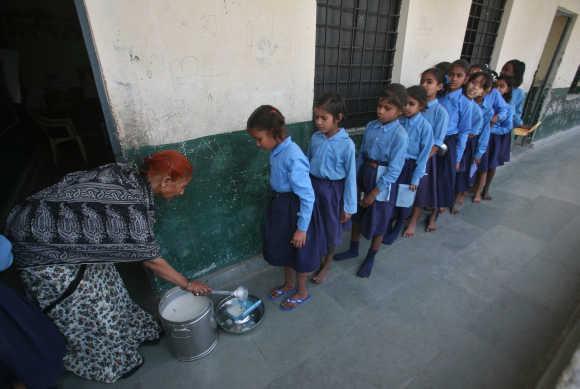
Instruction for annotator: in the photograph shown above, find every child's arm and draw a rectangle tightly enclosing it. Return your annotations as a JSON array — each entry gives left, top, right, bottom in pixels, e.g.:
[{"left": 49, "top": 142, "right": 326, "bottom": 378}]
[
  {"left": 513, "top": 89, "right": 526, "bottom": 127},
  {"left": 411, "top": 121, "right": 434, "bottom": 188},
  {"left": 494, "top": 89, "right": 510, "bottom": 123},
  {"left": 343, "top": 140, "right": 358, "bottom": 218},
  {"left": 475, "top": 108, "right": 493, "bottom": 160},
  {"left": 289, "top": 156, "right": 315, "bottom": 236},
  {"left": 455, "top": 97, "right": 474, "bottom": 166},
  {"left": 433, "top": 107, "right": 449, "bottom": 150}
]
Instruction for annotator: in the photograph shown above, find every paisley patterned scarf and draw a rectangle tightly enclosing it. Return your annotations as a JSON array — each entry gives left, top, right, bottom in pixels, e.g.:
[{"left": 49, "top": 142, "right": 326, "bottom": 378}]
[{"left": 4, "top": 163, "right": 160, "bottom": 268}]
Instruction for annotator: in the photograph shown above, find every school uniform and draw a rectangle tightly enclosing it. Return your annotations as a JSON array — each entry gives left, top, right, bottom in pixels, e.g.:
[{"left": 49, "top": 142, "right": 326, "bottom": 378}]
[
  {"left": 383, "top": 113, "right": 434, "bottom": 244},
  {"left": 353, "top": 119, "right": 408, "bottom": 240},
  {"left": 438, "top": 89, "right": 472, "bottom": 208},
  {"left": 419, "top": 99, "right": 449, "bottom": 208},
  {"left": 455, "top": 99, "right": 483, "bottom": 193},
  {"left": 486, "top": 108, "right": 513, "bottom": 170},
  {"left": 510, "top": 87, "right": 526, "bottom": 128},
  {"left": 263, "top": 137, "right": 326, "bottom": 273},
  {"left": 308, "top": 128, "right": 357, "bottom": 248},
  {"left": 484, "top": 89, "right": 512, "bottom": 166},
  {"left": 475, "top": 99, "right": 494, "bottom": 172}
]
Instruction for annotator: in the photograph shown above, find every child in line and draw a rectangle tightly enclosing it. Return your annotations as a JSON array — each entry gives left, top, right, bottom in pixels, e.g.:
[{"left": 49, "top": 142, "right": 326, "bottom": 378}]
[
  {"left": 383, "top": 86, "right": 433, "bottom": 242},
  {"left": 246, "top": 105, "right": 326, "bottom": 311},
  {"left": 500, "top": 59, "right": 527, "bottom": 131},
  {"left": 335, "top": 84, "right": 409, "bottom": 278},
  {"left": 473, "top": 73, "right": 496, "bottom": 203},
  {"left": 437, "top": 60, "right": 472, "bottom": 214},
  {"left": 476, "top": 77, "right": 514, "bottom": 200},
  {"left": 454, "top": 72, "right": 494, "bottom": 209},
  {"left": 404, "top": 68, "right": 449, "bottom": 235},
  {"left": 308, "top": 93, "right": 357, "bottom": 284}
]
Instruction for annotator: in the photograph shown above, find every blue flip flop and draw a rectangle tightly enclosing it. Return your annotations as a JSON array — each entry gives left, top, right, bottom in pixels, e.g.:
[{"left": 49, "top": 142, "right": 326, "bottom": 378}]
[
  {"left": 280, "top": 295, "right": 311, "bottom": 311},
  {"left": 268, "top": 287, "right": 296, "bottom": 301}
]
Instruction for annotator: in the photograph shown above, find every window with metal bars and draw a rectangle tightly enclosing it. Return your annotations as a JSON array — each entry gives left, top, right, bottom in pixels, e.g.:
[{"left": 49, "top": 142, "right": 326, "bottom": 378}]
[
  {"left": 461, "top": 0, "right": 506, "bottom": 66},
  {"left": 314, "top": 0, "right": 402, "bottom": 128}
]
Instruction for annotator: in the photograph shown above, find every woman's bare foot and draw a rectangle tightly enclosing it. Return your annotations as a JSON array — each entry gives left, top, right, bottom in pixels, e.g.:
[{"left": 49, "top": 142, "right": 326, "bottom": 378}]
[{"left": 403, "top": 224, "right": 416, "bottom": 238}]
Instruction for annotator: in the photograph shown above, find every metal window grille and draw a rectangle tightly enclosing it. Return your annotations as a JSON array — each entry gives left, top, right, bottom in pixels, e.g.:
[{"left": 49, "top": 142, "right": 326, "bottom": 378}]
[
  {"left": 315, "top": 0, "right": 402, "bottom": 128},
  {"left": 461, "top": 0, "right": 506, "bottom": 66}
]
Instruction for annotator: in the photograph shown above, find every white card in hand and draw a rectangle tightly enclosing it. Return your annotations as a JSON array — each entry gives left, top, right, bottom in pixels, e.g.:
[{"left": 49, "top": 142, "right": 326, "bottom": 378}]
[{"left": 396, "top": 184, "right": 416, "bottom": 208}]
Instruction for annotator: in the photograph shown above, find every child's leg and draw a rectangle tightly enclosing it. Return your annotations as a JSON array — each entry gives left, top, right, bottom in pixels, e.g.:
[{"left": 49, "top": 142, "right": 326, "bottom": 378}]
[
  {"left": 280, "top": 272, "right": 310, "bottom": 309},
  {"left": 473, "top": 171, "right": 487, "bottom": 203},
  {"left": 335, "top": 222, "right": 361, "bottom": 260},
  {"left": 452, "top": 192, "right": 465, "bottom": 214},
  {"left": 403, "top": 206, "right": 422, "bottom": 237},
  {"left": 312, "top": 246, "right": 335, "bottom": 284},
  {"left": 426, "top": 209, "right": 438, "bottom": 232},
  {"left": 356, "top": 235, "right": 382, "bottom": 278},
  {"left": 270, "top": 267, "right": 296, "bottom": 298},
  {"left": 482, "top": 169, "right": 496, "bottom": 200}
]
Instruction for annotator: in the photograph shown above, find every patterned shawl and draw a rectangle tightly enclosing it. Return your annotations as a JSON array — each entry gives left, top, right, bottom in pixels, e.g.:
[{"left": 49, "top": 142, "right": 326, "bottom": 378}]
[{"left": 4, "top": 163, "right": 160, "bottom": 268}]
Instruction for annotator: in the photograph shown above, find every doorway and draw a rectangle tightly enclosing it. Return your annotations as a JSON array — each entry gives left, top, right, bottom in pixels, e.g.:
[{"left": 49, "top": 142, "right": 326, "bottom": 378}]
[
  {"left": 0, "top": 0, "right": 116, "bottom": 224},
  {"left": 524, "top": 9, "right": 575, "bottom": 127}
]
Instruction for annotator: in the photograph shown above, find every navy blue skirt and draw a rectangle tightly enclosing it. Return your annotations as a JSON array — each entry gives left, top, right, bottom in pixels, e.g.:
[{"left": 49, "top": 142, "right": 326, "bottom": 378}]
[
  {"left": 0, "top": 283, "right": 65, "bottom": 389},
  {"left": 262, "top": 192, "right": 326, "bottom": 273},
  {"left": 415, "top": 155, "right": 437, "bottom": 208},
  {"left": 486, "top": 133, "right": 503, "bottom": 170},
  {"left": 435, "top": 134, "right": 458, "bottom": 208},
  {"left": 311, "top": 175, "right": 345, "bottom": 249},
  {"left": 501, "top": 132, "right": 511, "bottom": 163},
  {"left": 352, "top": 163, "right": 395, "bottom": 240},
  {"left": 383, "top": 159, "right": 416, "bottom": 244},
  {"left": 455, "top": 136, "right": 477, "bottom": 193}
]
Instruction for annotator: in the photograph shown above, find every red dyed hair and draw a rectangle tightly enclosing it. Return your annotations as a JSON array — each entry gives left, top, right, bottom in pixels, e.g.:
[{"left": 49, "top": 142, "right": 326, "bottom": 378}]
[{"left": 143, "top": 150, "right": 193, "bottom": 181}]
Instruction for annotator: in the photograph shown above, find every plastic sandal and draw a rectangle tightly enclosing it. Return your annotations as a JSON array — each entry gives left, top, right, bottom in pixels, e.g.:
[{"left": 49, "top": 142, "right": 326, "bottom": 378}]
[
  {"left": 268, "top": 287, "right": 296, "bottom": 301},
  {"left": 280, "top": 295, "right": 312, "bottom": 311}
]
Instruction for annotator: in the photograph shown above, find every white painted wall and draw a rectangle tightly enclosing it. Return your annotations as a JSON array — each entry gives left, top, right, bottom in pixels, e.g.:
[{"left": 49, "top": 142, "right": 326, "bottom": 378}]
[
  {"left": 494, "top": 0, "right": 580, "bottom": 90},
  {"left": 393, "top": 0, "right": 471, "bottom": 86},
  {"left": 82, "top": 0, "right": 316, "bottom": 148}
]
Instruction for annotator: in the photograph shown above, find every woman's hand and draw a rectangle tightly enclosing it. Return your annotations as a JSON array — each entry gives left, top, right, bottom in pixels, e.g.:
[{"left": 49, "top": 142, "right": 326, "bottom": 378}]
[
  {"left": 340, "top": 211, "right": 352, "bottom": 223},
  {"left": 291, "top": 230, "right": 307, "bottom": 248},
  {"left": 185, "top": 280, "right": 212, "bottom": 296}
]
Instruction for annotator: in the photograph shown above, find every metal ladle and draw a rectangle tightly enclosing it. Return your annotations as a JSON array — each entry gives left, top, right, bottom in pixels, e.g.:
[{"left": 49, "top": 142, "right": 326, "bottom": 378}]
[{"left": 211, "top": 286, "right": 249, "bottom": 301}]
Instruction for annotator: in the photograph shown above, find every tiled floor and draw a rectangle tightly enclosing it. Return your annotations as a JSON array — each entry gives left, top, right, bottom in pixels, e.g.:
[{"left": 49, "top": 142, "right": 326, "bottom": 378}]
[{"left": 61, "top": 127, "right": 580, "bottom": 389}]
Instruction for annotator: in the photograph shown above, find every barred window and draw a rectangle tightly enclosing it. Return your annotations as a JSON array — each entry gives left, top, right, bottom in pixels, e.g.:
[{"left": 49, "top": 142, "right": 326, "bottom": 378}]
[
  {"left": 461, "top": 0, "right": 506, "bottom": 66},
  {"left": 315, "top": 0, "right": 402, "bottom": 128}
]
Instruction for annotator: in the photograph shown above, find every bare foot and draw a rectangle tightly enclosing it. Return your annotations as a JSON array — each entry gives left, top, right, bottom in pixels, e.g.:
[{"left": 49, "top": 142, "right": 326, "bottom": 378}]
[
  {"left": 311, "top": 267, "right": 330, "bottom": 284},
  {"left": 438, "top": 207, "right": 447, "bottom": 214},
  {"left": 451, "top": 203, "right": 462, "bottom": 214},
  {"left": 473, "top": 194, "right": 482, "bottom": 203},
  {"left": 482, "top": 194, "right": 492, "bottom": 201},
  {"left": 403, "top": 224, "right": 416, "bottom": 238},
  {"left": 425, "top": 223, "right": 437, "bottom": 232}
]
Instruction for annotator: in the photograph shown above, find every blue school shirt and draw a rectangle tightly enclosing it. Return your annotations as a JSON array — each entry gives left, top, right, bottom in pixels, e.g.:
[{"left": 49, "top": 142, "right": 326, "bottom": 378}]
[
  {"left": 422, "top": 99, "right": 449, "bottom": 149},
  {"left": 439, "top": 89, "right": 472, "bottom": 138},
  {"left": 270, "top": 137, "right": 314, "bottom": 232},
  {"left": 0, "top": 235, "right": 13, "bottom": 271},
  {"left": 357, "top": 119, "right": 409, "bottom": 200},
  {"left": 456, "top": 99, "right": 482, "bottom": 163},
  {"left": 484, "top": 88, "right": 510, "bottom": 124},
  {"left": 491, "top": 104, "right": 514, "bottom": 135},
  {"left": 510, "top": 87, "right": 526, "bottom": 127},
  {"left": 475, "top": 100, "right": 494, "bottom": 158},
  {"left": 308, "top": 128, "right": 357, "bottom": 215},
  {"left": 399, "top": 113, "right": 434, "bottom": 186}
]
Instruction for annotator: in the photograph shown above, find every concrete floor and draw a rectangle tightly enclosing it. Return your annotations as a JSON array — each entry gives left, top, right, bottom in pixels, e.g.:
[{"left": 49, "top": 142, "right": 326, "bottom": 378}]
[{"left": 61, "top": 127, "right": 580, "bottom": 389}]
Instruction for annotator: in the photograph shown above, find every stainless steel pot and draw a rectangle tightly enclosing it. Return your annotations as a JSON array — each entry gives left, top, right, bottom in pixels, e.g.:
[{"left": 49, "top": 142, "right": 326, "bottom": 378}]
[{"left": 158, "top": 287, "right": 218, "bottom": 361}]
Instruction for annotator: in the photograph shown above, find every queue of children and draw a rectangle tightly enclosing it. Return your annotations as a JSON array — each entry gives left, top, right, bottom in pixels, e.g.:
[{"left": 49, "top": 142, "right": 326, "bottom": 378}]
[{"left": 247, "top": 59, "right": 528, "bottom": 311}]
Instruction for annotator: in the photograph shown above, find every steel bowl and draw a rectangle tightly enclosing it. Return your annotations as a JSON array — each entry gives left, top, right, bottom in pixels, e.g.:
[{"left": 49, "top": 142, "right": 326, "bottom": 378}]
[{"left": 215, "top": 294, "right": 265, "bottom": 334}]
